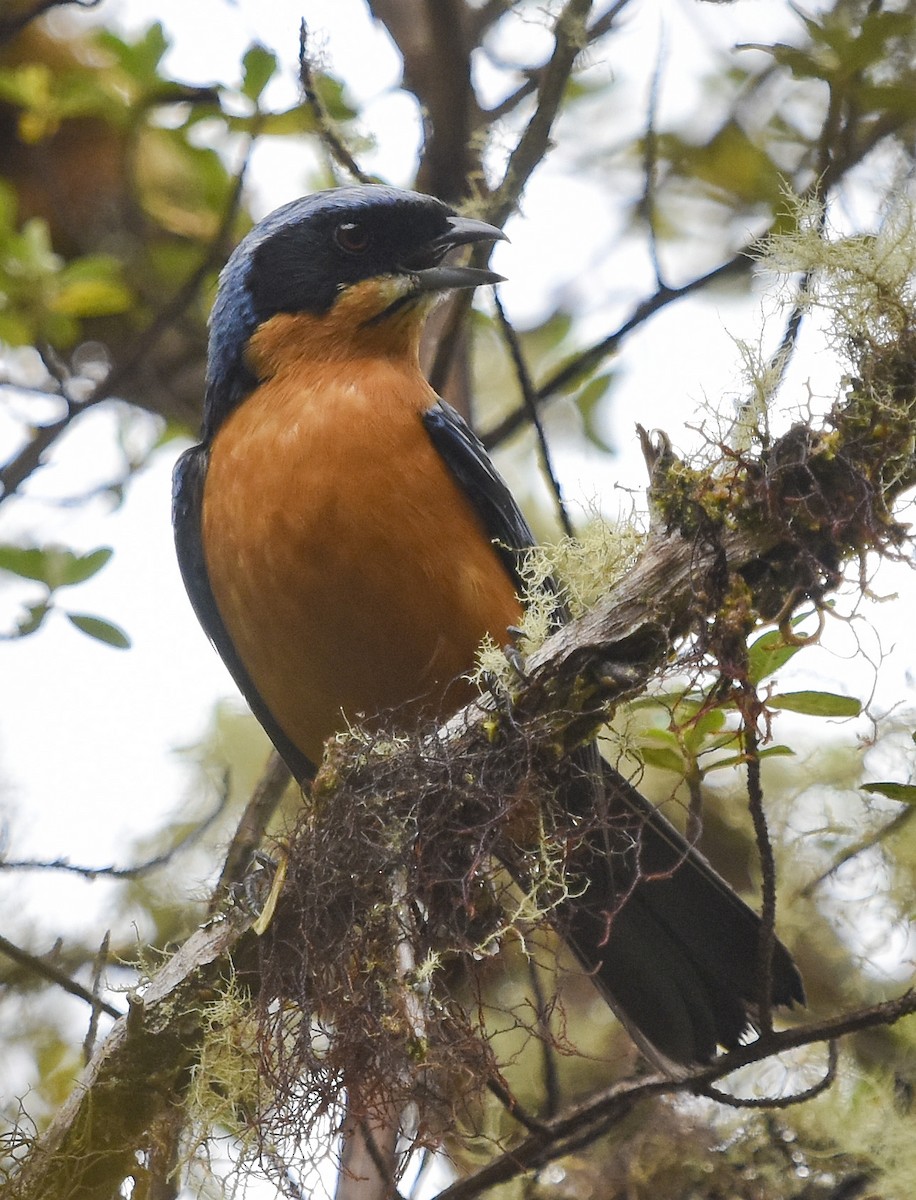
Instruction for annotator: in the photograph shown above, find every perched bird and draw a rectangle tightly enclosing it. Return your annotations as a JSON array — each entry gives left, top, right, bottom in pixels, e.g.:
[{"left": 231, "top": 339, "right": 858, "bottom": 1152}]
[{"left": 173, "top": 184, "right": 802, "bottom": 1069}]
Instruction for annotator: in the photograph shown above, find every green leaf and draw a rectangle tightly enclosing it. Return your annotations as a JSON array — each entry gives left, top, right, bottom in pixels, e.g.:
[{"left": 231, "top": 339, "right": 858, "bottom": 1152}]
[
  {"left": 15, "top": 601, "right": 51, "bottom": 637},
  {"left": 747, "top": 627, "right": 805, "bottom": 684},
  {"left": 98, "top": 22, "right": 169, "bottom": 86},
  {"left": 241, "top": 44, "right": 278, "bottom": 103},
  {"left": 861, "top": 782, "right": 916, "bottom": 805},
  {"left": 0, "top": 545, "right": 54, "bottom": 583},
  {"left": 0, "top": 545, "right": 113, "bottom": 588},
  {"left": 682, "top": 706, "right": 727, "bottom": 753},
  {"left": 575, "top": 373, "right": 615, "bottom": 454},
  {"left": 65, "top": 612, "right": 131, "bottom": 649},
  {"left": 768, "top": 691, "right": 861, "bottom": 717},
  {"left": 705, "top": 745, "right": 795, "bottom": 772},
  {"left": 640, "top": 745, "right": 685, "bottom": 774},
  {"left": 59, "top": 547, "right": 114, "bottom": 586}
]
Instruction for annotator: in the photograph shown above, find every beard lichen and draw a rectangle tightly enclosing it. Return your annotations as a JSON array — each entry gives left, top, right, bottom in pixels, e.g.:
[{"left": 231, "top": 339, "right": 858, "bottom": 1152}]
[{"left": 241, "top": 720, "right": 596, "bottom": 1156}]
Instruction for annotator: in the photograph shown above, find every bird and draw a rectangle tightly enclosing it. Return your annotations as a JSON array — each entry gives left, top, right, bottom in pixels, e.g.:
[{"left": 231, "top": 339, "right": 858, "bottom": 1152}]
[{"left": 172, "top": 183, "right": 803, "bottom": 1070}]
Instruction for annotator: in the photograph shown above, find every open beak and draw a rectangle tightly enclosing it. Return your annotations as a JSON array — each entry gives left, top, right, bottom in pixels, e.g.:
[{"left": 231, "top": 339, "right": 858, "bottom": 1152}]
[{"left": 407, "top": 214, "right": 507, "bottom": 292}]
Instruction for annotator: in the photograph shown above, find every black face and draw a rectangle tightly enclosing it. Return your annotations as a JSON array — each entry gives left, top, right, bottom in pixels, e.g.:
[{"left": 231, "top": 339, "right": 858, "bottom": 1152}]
[
  {"left": 246, "top": 186, "right": 455, "bottom": 321},
  {"left": 203, "top": 185, "right": 502, "bottom": 441}
]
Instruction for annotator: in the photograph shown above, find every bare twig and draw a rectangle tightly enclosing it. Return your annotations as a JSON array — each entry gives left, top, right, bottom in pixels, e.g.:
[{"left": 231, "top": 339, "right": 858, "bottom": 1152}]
[
  {"left": 82, "top": 931, "right": 111, "bottom": 1062},
  {"left": 210, "top": 750, "right": 292, "bottom": 913},
  {"left": 482, "top": 251, "right": 748, "bottom": 450},
  {"left": 493, "top": 292, "right": 573, "bottom": 537},
  {"left": 484, "top": 0, "right": 634, "bottom": 123},
  {"left": 489, "top": 0, "right": 595, "bottom": 228},
  {"left": 798, "top": 804, "right": 916, "bottom": 899},
  {"left": 526, "top": 958, "right": 562, "bottom": 1119},
  {"left": 485, "top": 1078, "right": 550, "bottom": 1136},
  {"left": 0, "top": 933, "right": 121, "bottom": 1020},
  {"left": 699, "top": 1039, "right": 839, "bottom": 1109},
  {"left": 1, "top": 789, "right": 231, "bottom": 881}
]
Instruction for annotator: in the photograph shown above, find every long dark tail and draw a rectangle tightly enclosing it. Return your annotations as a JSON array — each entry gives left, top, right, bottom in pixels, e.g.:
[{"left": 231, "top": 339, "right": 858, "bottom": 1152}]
[{"left": 556, "top": 759, "right": 804, "bottom": 1069}]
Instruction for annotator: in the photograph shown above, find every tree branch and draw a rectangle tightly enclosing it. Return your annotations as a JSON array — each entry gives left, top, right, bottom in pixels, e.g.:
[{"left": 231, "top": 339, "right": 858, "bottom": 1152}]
[{"left": 13, "top": 909, "right": 253, "bottom": 1200}]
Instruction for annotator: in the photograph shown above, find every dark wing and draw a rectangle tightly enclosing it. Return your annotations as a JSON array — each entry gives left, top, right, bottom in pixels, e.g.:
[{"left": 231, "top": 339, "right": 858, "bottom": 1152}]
[
  {"left": 172, "top": 445, "right": 317, "bottom": 784},
  {"left": 422, "top": 400, "right": 536, "bottom": 591}
]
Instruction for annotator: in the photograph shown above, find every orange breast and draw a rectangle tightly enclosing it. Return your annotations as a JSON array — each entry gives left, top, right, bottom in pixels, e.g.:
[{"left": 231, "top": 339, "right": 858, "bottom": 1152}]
[{"left": 202, "top": 330, "right": 522, "bottom": 767}]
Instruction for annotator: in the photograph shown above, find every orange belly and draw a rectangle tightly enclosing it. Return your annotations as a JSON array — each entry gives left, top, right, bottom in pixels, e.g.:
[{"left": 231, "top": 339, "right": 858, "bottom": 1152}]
[{"left": 202, "top": 356, "right": 522, "bottom": 766}]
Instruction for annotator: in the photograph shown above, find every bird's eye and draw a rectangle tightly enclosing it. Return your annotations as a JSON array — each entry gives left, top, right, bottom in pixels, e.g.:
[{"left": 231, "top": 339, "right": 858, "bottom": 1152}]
[{"left": 334, "top": 222, "right": 371, "bottom": 254}]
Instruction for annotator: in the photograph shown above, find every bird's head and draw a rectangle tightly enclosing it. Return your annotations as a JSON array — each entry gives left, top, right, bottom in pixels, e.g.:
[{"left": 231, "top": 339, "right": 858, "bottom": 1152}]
[{"left": 203, "top": 185, "right": 506, "bottom": 439}]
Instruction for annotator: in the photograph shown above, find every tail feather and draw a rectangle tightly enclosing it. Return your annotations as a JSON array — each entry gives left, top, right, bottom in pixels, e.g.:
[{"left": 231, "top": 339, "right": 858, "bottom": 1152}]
[{"left": 556, "top": 760, "right": 804, "bottom": 1068}]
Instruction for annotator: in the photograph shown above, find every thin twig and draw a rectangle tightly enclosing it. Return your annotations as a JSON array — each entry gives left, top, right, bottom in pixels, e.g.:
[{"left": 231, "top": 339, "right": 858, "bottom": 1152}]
[
  {"left": 486, "top": 1078, "right": 550, "bottom": 1136},
  {"left": 210, "top": 750, "right": 292, "bottom": 913},
  {"left": 489, "top": 0, "right": 594, "bottom": 229},
  {"left": 698, "top": 1039, "right": 839, "bottom": 1109},
  {"left": 482, "top": 251, "right": 748, "bottom": 450},
  {"left": 433, "top": 994, "right": 916, "bottom": 1200},
  {"left": 81, "top": 931, "right": 111, "bottom": 1062},
  {"left": 1, "top": 790, "right": 231, "bottom": 881},
  {"left": 525, "top": 959, "right": 562, "bottom": 1119},
  {"left": 740, "top": 697, "right": 777, "bottom": 1036},
  {"left": 483, "top": 0, "right": 634, "bottom": 123},
  {"left": 0, "top": 933, "right": 122, "bottom": 1019},
  {"left": 493, "top": 293, "right": 573, "bottom": 537},
  {"left": 798, "top": 804, "right": 916, "bottom": 899}
]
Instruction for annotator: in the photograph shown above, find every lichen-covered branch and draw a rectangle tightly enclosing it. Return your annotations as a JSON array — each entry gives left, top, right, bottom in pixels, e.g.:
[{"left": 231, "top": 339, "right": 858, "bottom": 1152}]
[{"left": 12, "top": 910, "right": 253, "bottom": 1200}]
